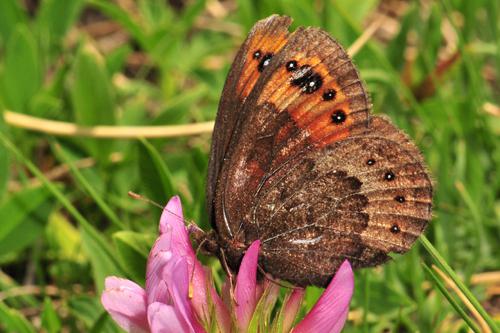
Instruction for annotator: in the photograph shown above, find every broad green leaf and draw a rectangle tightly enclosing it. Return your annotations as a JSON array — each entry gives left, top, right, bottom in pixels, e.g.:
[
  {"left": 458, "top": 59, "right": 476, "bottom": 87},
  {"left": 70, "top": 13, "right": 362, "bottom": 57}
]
[
  {"left": 70, "top": 41, "right": 116, "bottom": 162},
  {"left": 81, "top": 227, "right": 123, "bottom": 293},
  {"left": 0, "top": 211, "right": 46, "bottom": 255},
  {"left": 113, "top": 230, "right": 154, "bottom": 283},
  {"left": 69, "top": 296, "right": 121, "bottom": 333},
  {"left": 0, "top": 302, "right": 35, "bottom": 333},
  {"left": 46, "top": 211, "right": 84, "bottom": 262},
  {"left": 1, "top": 24, "right": 41, "bottom": 113},
  {"left": 68, "top": 296, "right": 102, "bottom": 328},
  {"left": 138, "top": 138, "right": 176, "bottom": 206},
  {"left": 36, "top": 0, "right": 84, "bottom": 43},
  {"left": 71, "top": 43, "right": 116, "bottom": 128},
  {"left": 0, "top": 187, "right": 50, "bottom": 255},
  {"left": 0, "top": 0, "right": 26, "bottom": 45},
  {"left": 90, "top": 311, "right": 122, "bottom": 333},
  {"left": 41, "top": 297, "right": 62, "bottom": 333}
]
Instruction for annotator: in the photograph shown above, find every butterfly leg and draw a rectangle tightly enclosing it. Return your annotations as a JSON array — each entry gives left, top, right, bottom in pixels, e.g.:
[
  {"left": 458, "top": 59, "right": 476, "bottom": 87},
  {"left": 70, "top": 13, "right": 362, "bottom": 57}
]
[
  {"left": 257, "top": 264, "right": 300, "bottom": 290},
  {"left": 219, "top": 248, "right": 239, "bottom": 306},
  {"left": 186, "top": 238, "right": 209, "bottom": 299}
]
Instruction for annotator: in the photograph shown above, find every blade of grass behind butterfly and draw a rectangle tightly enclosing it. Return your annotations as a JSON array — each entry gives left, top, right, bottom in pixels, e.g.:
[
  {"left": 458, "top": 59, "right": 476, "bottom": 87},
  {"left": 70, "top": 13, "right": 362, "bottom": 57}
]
[
  {"left": 41, "top": 297, "right": 62, "bottom": 333},
  {"left": 440, "top": 0, "right": 484, "bottom": 108},
  {"left": 50, "top": 140, "right": 125, "bottom": 229},
  {"left": 331, "top": 2, "right": 426, "bottom": 118},
  {"left": 0, "top": 273, "right": 38, "bottom": 310},
  {"left": 138, "top": 138, "right": 177, "bottom": 207},
  {"left": 423, "top": 263, "right": 480, "bottom": 333},
  {"left": 0, "top": 302, "right": 35, "bottom": 333},
  {"left": 0, "top": 0, "right": 27, "bottom": 44},
  {"left": 420, "top": 235, "right": 499, "bottom": 332},
  {"left": 0, "top": 112, "right": 10, "bottom": 200},
  {"left": 0, "top": 131, "right": 125, "bottom": 292},
  {"left": 455, "top": 181, "right": 490, "bottom": 276},
  {"left": 86, "top": 0, "right": 148, "bottom": 49}
]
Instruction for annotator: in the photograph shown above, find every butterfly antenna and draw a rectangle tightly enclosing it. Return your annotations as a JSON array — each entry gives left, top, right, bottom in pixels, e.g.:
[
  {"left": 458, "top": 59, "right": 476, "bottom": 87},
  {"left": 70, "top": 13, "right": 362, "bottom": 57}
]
[
  {"left": 128, "top": 191, "right": 164, "bottom": 210},
  {"left": 128, "top": 191, "right": 194, "bottom": 227}
]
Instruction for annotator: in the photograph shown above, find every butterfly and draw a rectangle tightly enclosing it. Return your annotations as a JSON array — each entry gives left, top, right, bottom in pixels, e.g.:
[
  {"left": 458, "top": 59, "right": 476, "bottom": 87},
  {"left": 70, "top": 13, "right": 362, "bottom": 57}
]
[{"left": 201, "top": 15, "right": 432, "bottom": 287}]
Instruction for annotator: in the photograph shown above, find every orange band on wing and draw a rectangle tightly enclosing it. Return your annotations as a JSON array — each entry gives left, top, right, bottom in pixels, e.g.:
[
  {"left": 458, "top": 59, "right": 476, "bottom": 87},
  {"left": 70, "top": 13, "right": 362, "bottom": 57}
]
[{"left": 237, "top": 33, "right": 289, "bottom": 100}]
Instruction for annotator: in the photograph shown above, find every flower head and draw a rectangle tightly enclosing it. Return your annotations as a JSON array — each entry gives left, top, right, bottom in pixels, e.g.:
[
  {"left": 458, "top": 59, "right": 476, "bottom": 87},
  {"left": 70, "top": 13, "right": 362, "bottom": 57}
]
[{"left": 101, "top": 196, "right": 354, "bottom": 333}]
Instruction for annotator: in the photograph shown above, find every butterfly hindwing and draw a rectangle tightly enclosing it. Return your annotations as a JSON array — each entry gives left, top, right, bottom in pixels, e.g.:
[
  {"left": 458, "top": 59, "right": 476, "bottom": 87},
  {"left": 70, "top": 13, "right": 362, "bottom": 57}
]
[{"left": 254, "top": 117, "right": 432, "bottom": 286}]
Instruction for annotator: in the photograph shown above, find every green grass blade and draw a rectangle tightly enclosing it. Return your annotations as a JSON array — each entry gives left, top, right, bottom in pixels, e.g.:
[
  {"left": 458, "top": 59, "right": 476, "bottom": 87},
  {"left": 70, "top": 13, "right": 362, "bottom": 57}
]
[
  {"left": 70, "top": 41, "right": 116, "bottom": 162},
  {"left": 0, "top": 114, "right": 9, "bottom": 199},
  {"left": 87, "top": 0, "right": 148, "bottom": 49},
  {"left": 36, "top": 0, "right": 84, "bottom": 43},
  {"left": 138, "top": 138, "right": 176, "bottom": 205},
  {"left": 0, "top": 186, "right": 50, "bottom": 255},
  {"left": 0, "top": 131, "right": 125, "bottom": 291},
  {"left": 423, "top": 264, "right": 480, "bottom": 333},
  {"left": 0, "top": 302, "right": 35, "bottom": 333},
  {"left": 41, "top": 297, "right": 62, "bottom": 333},
  {"left": 0, "top": 0, "right": 26, "bottom": 44},
  {"left": 51, "top": 141, "right": 125, "bottom": 229},
  {"left": 420, "top": 235, "right": 499, "bottom": 332},
  {"left": 1, "top": 25, "right": 41, "bottom": 113}
]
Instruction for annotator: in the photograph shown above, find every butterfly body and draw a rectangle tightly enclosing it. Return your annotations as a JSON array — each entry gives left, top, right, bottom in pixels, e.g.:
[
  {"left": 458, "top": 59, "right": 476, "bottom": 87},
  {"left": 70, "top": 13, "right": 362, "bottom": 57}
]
[{"left": 204, "top": 15, "right": 432, "bottom": 287}]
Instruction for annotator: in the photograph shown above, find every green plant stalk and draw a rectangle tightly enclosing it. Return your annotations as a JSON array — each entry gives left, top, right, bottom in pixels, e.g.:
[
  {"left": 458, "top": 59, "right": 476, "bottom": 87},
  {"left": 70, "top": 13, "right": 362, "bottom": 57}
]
[
  {"left": 0, "top": 131, "right": 125, "bottom": 275},
  {"left": 423, "top": 264, "right": 480, "bottom": 333},
  {"left": 51, "top": 141, "right": 125, "bottom": 229},
  {"left": 420, "top": 235, "right": 499, "bottom": 332}
]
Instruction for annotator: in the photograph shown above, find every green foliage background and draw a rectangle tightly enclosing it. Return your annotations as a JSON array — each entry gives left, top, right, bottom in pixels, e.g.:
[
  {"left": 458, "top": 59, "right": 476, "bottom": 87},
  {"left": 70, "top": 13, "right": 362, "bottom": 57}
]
[{"left": 0, "top": 0, "right": 498, "bottom": 332}]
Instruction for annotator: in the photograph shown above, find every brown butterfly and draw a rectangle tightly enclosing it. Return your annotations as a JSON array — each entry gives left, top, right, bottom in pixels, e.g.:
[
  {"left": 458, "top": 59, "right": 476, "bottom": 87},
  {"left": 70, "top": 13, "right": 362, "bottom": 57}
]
[{"left": 200, "top": 15, "right": 432, "bottom": 288}]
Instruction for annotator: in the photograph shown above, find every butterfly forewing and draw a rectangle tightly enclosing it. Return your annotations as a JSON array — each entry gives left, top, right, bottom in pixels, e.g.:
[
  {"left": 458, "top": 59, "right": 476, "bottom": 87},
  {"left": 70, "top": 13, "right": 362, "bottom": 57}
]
[
  {"left": 207, "top": 15, "right": 292, "bottom": 227},
  {"left": 214, "top": 19, "right": 371, "bottom": 240}
]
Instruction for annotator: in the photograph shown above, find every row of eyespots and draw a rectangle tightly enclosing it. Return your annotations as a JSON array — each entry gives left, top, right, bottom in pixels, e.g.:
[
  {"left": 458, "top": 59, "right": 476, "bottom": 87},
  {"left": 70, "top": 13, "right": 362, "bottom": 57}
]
[
  {"left": 254, "top": 53, "right": 339, "bottom": 102},
  {"left": 366, "top": 160, "right": 405, "bottom": 233},
  {"left": 284, "top": 59, "right": 348, "bottom": 127},
  {"left": 253, "top": 52, "right": 347, "bottom": 126},
  {"left": 285, "top": 60, "right": 338, "bottom": 102}
]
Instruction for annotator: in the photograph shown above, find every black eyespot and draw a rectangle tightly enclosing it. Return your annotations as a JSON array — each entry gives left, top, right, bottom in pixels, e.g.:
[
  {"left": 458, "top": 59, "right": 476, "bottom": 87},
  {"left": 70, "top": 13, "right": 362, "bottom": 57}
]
[
  {"left": 390, "top": 224, "right": 401, "bottom": 234},
  {"left": 384, "top": 171, "right": 395, "bottom": 181},
  {"left": 366, "top": 159, "right": 375, "bottom": 166},
  {"left": 395, "top": 196, "right": 405, "bottom": 203},
  {"left": 286, "top": 60, "right": 298, "bottom": 71},
  {"left": 290, "top": 65, "right": 323, "bottom": 94},
  {"left": 253, "top": 50, "right": 262, "bottom": 59},
  {"left": 331, "top": 110, "right": 346, "bottom": 124},
  {"left": 323, "top": 89, "right": 337, "bottom": 101},
  {"left": 258, "top": 53, "right": 273, "bottom": 72},
  {"left": 304, "top": 74, "right": 322, "bottom": 93}
]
